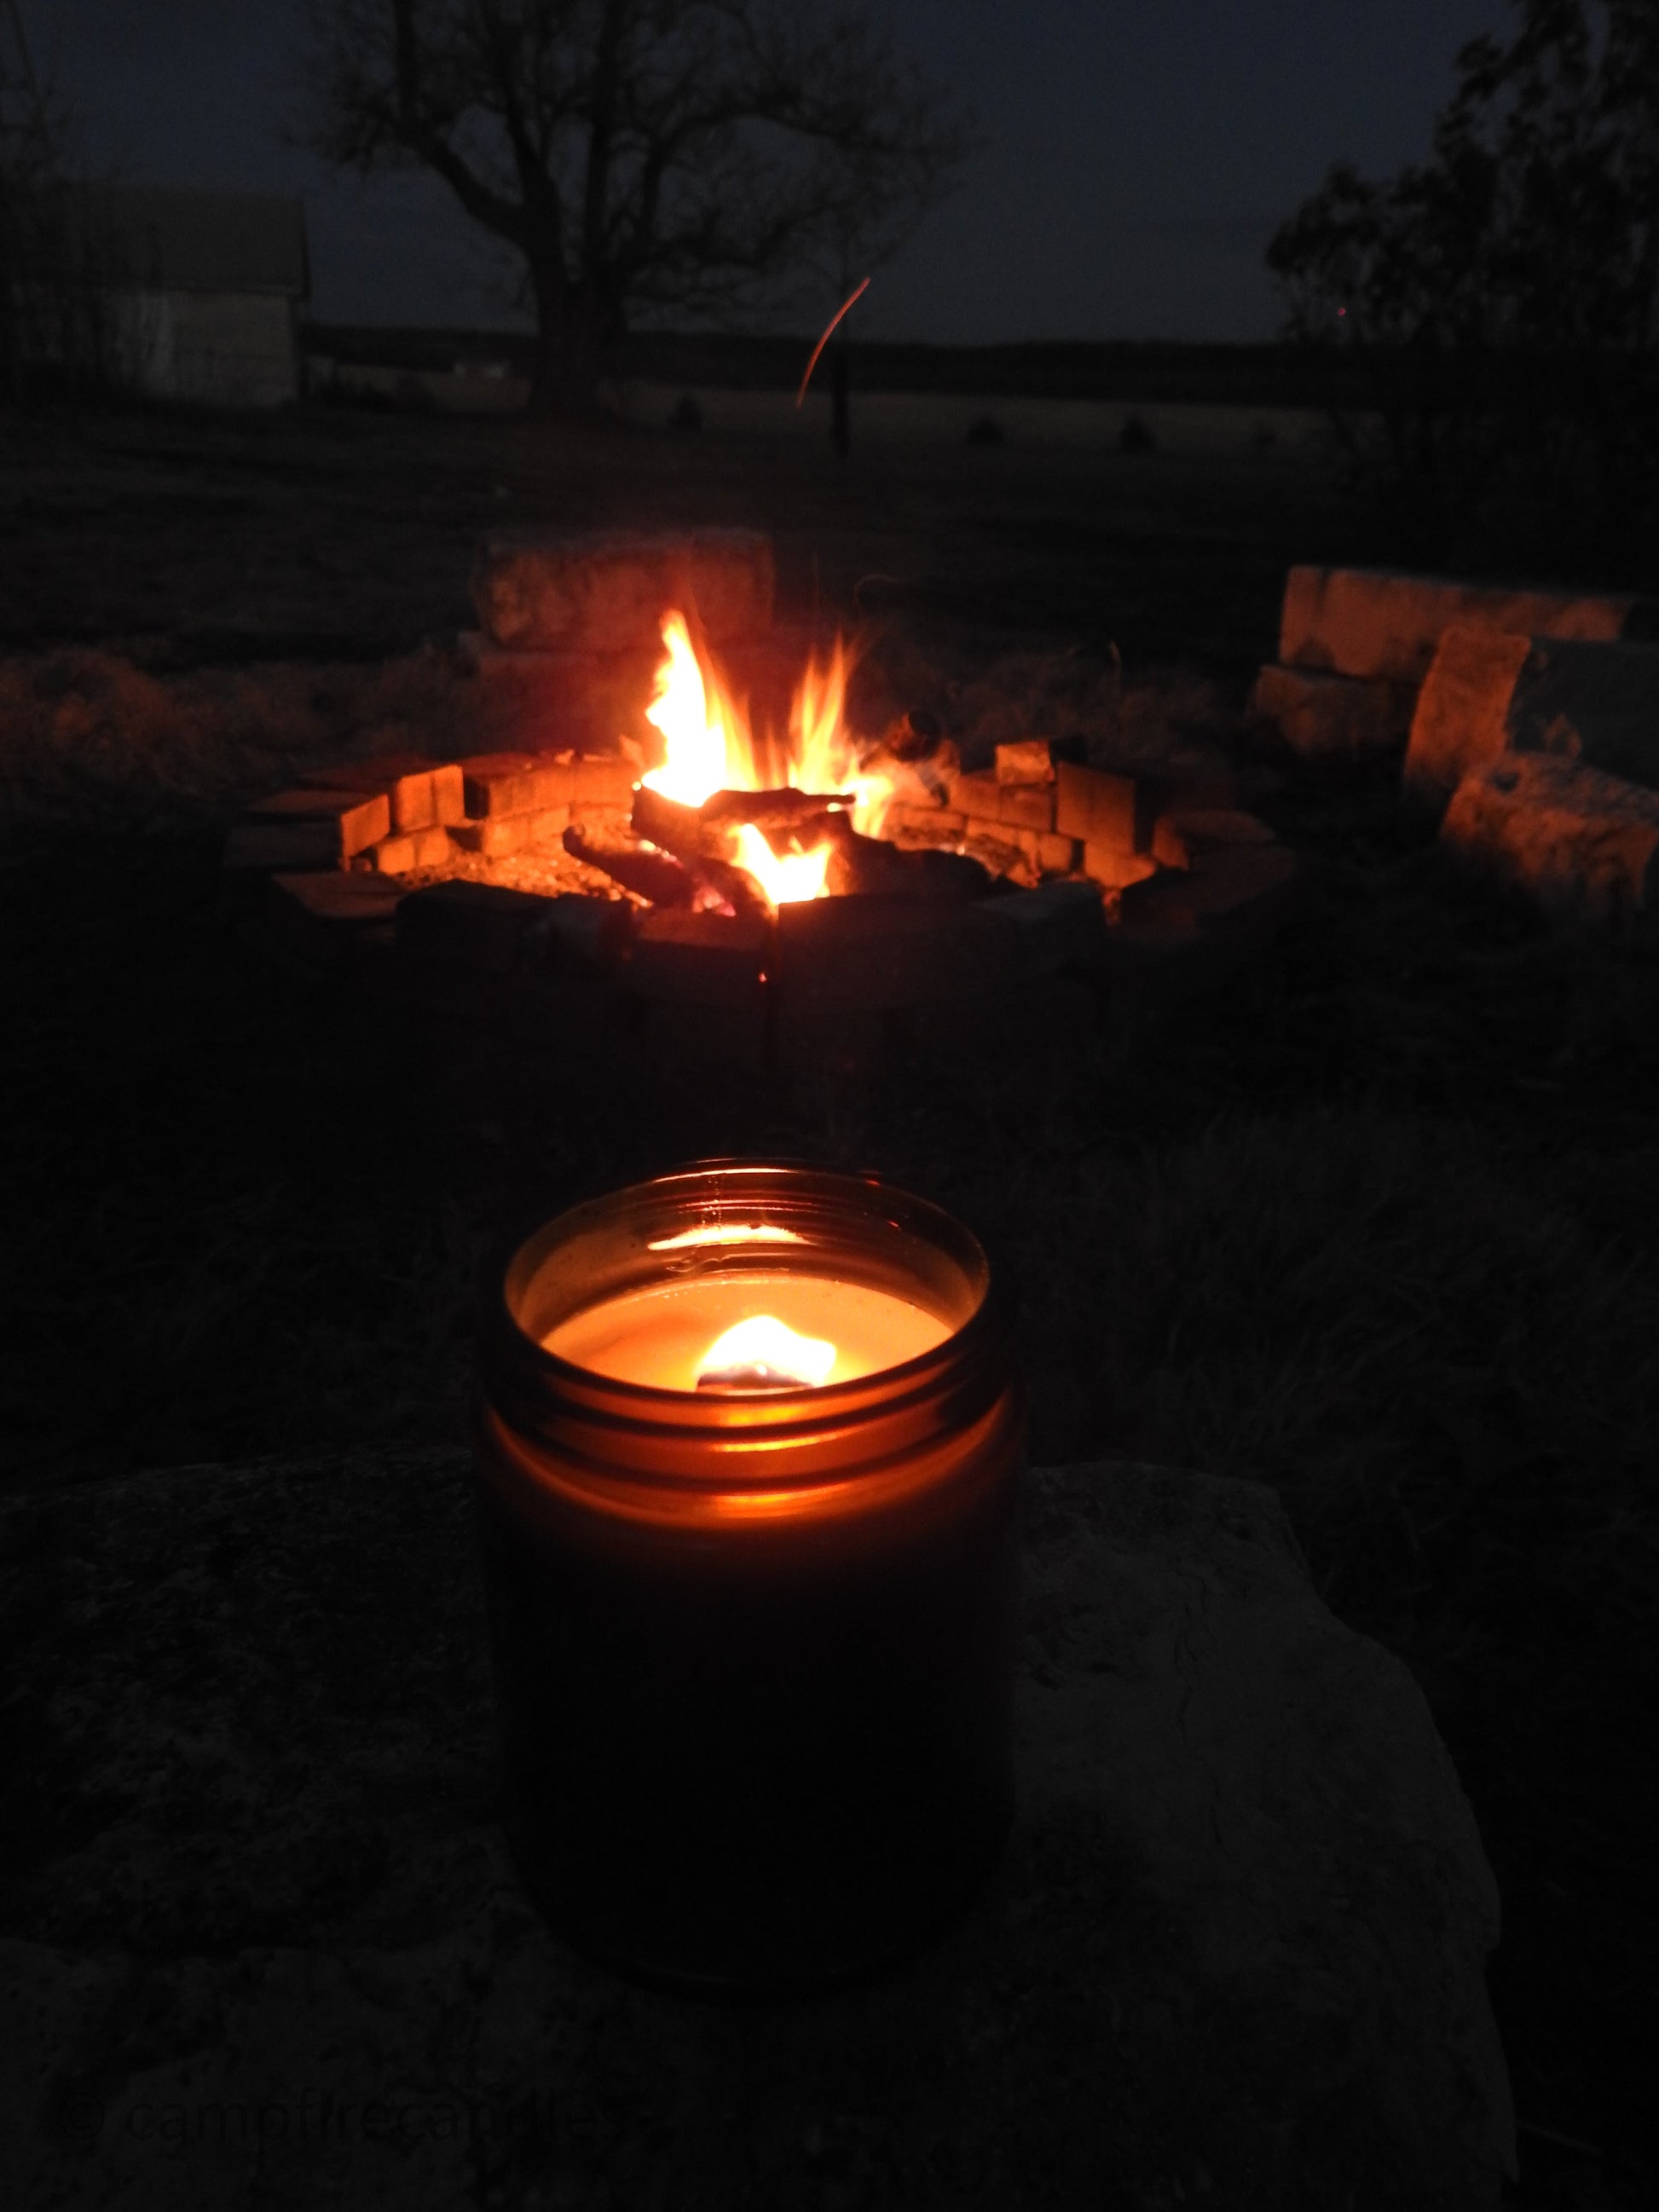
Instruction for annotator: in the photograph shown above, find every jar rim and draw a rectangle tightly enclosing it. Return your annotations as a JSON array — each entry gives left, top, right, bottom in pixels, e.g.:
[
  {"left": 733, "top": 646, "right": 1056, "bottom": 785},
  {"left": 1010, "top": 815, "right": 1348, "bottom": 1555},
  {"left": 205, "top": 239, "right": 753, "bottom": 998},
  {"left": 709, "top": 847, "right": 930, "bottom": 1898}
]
[{"left": 480, "top": 1160, "right": 1009, "bottom": 1471}]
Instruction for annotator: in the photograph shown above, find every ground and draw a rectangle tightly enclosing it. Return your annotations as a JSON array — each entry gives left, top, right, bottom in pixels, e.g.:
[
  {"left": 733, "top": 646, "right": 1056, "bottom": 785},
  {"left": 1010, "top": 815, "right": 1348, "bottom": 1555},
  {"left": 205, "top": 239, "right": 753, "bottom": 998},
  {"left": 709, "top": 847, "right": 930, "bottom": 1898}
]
[{"left": 1, "top": 393, "right": 1655, "bottom": 2209}]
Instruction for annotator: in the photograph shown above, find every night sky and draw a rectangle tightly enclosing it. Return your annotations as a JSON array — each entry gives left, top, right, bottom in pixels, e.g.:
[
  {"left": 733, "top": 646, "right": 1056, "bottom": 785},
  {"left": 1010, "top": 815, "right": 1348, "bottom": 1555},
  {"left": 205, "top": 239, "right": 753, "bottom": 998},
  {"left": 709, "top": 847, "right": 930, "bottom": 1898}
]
[{"left": 32, "top": 0, "right": 1512, "bottom": 341}]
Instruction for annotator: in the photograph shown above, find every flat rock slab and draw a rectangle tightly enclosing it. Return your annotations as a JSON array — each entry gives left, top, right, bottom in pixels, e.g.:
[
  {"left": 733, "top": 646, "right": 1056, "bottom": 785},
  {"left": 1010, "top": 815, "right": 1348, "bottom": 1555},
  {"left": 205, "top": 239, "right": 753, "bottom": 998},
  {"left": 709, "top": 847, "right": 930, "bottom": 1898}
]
[
  {"left": 1249, "top": 663, "right": 1417, "bottom": 760},
  {"left": 0, "top": 1453, "right": 1512, "bottom": 2210},
  {"left": 1408, "top": 628, "right": 1659, "bottom": 805},
  {"left": 1441, "top": 753, "right": 1659, "bottom": 928},
  {"left": 1280, "top": 564, "right": 1657, "bottom": 686}
]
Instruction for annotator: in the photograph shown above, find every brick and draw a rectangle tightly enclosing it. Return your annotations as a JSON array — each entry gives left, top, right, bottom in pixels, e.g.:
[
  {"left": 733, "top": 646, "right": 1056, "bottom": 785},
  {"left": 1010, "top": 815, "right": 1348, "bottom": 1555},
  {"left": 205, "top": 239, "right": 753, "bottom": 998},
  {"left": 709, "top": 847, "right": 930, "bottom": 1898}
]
[
  {"left": 1152, "top": 809, "right": 1279, "bottom": 870},
  {"left": 1440, "top": 754, "right": 1659, "bottom": 927},
  {"left": 245, "top": 787, "right": 390, "bottom": 859},
  {"left": 571, "top": 753, "right": 639, "bottom": 807},
  {"left": 1251, "top": 664, "right": 1415, "bottom": 761},
  {"left": 1055, "top": 762, "right": 1136, "bottom": 852},
  {"left": 1037, "top": 833, "right": 1078, "bottom": 875},
  {"left": 978, "top": 880, "right": 1105, "bottom": 975},
  {"left": 956, "top": 771, "right": 1003, "bottom": 823},
  {"left": 997, "top": 783, "right": 1055, "bottom": 833},
  {"left": 1408, "top": 629, "right": 1659, "bottom": 806},
  {"left": 627, "top": 908, "right": 767, "bottom": 1008},
  {"left": 395, "top": 878, "right": 561, "bottom": 973},
  {"left": 1279, "top": 563, "right": 1659, "bottom": 685},
  {"left": 266, "top": 870, "right": 405, "bottom": 964},
  {"left": 568, "top": 803, "right": 631, "bottom": 840},
  {"left": 995, "top": 740, "right": 1056, "bottom": 786},
  {"left": 450, "top": 806, "right": 570, "bottom": 857},
  {"left": 460, "top": 753, "right": 573, "bottom": 818},
  {"left": 472, "top": 528, "right": 775, "bottom": 653},
  {"left": 409, "top": 824, "right": 453, "bottom": 869},
  {"left": 430, "top": 763, "right": 466, "bottom": 825},
  {"left": 1084, "top": 845, "right": 1157, "bottom": 892},
  {"left": 308, "top": 754, "right": 456, "bottom": 834},
  {"left": 358, "top": 833, "right": 418, "bottom": 875}
]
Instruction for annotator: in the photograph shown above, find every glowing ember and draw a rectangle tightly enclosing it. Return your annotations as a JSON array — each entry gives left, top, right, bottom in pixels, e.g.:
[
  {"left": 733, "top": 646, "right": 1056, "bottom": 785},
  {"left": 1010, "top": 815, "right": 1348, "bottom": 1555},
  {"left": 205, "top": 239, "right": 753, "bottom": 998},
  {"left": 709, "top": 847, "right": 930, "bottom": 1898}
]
[
  {"left": 696, "top": 1314, "right": 837, "bottom": 1391},
  {"left": 637, "top": 610, "right": 893, "bottom": 907}
]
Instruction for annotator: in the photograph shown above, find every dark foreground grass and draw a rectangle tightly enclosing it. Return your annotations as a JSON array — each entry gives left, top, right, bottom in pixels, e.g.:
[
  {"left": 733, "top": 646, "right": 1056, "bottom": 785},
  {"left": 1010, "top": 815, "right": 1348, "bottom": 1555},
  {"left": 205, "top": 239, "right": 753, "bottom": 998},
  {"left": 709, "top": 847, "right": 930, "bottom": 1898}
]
[{"left": 3, "top": 784, "right": 1655, "bottom": 2209}]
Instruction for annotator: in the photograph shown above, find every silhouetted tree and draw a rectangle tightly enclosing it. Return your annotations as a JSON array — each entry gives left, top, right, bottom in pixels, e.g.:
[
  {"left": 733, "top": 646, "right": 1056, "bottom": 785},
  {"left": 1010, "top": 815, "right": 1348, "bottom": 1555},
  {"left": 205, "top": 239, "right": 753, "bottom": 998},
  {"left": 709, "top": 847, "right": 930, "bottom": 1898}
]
[
  {"left": 299, "top": 0, "right": 968, "bottom": 416},
  {"left": 1268, "top": 0, "right": 1659, "bottom": 571}
]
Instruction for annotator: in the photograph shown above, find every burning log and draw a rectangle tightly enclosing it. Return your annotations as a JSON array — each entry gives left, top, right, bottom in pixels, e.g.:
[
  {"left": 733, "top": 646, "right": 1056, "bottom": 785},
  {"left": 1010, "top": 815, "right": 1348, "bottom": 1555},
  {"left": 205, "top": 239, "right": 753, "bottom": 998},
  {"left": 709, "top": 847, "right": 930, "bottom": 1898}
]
[
  {"left": 631, "top": 784, "right": 730, "bottom": 865},
  {"left": 610, "top": 794, "right": 776, "bottom": 921},
  {"left": 821, "top": 815, "right": 992, "bottom": 902},
  {"left": 698, "top": 788, "right": 853, "bottom": 830},
  {"left": 563, "top": 826, "right": 695, "bottom": 908}
]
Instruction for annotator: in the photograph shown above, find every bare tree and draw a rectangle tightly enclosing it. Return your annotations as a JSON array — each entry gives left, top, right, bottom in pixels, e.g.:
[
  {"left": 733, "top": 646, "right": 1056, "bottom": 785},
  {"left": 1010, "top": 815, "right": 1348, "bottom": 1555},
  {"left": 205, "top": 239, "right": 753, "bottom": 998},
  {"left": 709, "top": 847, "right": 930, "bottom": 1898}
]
[{"left": 298, "top": 0, "right": 969, "bottom": 415}]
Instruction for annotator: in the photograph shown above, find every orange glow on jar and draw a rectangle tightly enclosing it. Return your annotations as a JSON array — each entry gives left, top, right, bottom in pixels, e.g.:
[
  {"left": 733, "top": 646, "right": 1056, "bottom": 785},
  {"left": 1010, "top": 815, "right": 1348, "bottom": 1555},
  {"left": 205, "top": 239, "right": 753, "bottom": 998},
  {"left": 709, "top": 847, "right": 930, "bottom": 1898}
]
[{"left": 474, "top": 1161, "right": 1025, "bottom": 1992}]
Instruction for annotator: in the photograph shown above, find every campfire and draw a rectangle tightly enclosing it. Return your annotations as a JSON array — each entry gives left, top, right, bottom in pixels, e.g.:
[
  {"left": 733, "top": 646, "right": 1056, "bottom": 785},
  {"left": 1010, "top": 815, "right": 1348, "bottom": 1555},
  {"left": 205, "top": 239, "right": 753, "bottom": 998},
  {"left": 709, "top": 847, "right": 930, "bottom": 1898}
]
[{"left": 563, "top": 609, "right": 993, "bottom": 919}]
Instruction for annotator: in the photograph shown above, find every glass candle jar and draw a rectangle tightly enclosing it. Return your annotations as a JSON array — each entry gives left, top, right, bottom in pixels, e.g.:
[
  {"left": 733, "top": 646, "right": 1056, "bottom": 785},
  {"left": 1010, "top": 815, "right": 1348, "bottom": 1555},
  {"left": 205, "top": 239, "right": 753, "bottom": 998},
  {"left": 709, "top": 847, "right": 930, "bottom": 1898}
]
[{"left": 474, "top": 1160, "right": 1024, "bottom": 1994}]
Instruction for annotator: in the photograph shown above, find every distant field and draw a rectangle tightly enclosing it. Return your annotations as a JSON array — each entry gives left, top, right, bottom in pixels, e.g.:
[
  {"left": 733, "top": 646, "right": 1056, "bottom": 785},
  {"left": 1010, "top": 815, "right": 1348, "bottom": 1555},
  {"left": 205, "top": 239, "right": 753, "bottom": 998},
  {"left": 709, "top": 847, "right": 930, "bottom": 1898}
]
[
  {"left": 315, "top": 358, "right": 1334, "bottom": 457},
  {"left": 614, "top": 384, "right": 1334, "bottom": 457}
]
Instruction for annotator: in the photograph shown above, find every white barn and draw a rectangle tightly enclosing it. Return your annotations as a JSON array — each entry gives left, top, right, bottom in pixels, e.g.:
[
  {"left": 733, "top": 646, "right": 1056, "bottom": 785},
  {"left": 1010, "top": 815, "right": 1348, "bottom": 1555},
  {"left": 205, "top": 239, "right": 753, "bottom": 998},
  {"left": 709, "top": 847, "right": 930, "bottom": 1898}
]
[{"left": 92, "top": 187, "right": 310, "bottom": 408}]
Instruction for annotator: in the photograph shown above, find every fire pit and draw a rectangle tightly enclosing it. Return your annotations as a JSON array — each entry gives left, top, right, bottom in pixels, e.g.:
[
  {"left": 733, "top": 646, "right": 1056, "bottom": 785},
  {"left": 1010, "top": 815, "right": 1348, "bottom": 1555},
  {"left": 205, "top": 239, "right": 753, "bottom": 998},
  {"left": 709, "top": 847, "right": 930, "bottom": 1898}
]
[{"left": 227, "top": 529, "right": 1302, "bottom": 1060}]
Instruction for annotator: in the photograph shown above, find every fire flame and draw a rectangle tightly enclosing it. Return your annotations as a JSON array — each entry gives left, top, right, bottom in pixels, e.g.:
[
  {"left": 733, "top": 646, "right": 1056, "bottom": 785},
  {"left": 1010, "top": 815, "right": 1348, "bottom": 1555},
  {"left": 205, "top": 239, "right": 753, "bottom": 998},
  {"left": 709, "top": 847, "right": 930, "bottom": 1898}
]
[{"left": 639, "top": 610, "right": 891, "bottom": 908}]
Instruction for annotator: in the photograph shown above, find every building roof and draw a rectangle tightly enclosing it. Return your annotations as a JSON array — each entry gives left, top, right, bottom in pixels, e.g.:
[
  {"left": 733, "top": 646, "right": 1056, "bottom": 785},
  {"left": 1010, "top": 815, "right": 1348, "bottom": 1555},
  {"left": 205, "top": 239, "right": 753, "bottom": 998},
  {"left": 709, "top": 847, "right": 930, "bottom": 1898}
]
[{"left": 84, "top": 187, "right": 309, "bottom": 299}]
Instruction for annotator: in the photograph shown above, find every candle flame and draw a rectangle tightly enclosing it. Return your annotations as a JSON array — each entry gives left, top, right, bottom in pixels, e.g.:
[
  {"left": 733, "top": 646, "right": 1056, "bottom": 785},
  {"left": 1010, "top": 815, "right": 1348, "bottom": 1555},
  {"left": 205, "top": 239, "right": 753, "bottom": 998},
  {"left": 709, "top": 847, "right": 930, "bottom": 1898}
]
[{"left": 696, "top": 1314, "right": 837, "bottom": 1391}]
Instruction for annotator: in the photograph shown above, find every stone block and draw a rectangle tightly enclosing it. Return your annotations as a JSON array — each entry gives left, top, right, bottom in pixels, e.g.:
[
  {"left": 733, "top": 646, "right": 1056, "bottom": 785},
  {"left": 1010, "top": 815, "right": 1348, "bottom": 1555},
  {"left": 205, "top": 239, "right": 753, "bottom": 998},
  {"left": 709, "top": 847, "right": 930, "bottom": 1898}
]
[
  {"left": 995, "top": 739, "right": 1056, "bottom": 786},
  {"left": 1055, "top": 761, "right": 1137, "bottom": 852},
  {"left": 774, "top": 894, "right": 1017, "bottom": 1011},
  {"left": 395, "top": 878, "right": 560, "bottom": 973},
  {"left": 571, "top": 753, "right": 639, "bottom": 808},
  {"left": 1280, "top": 563, "right": 1659, "bottom": 684},
  {"left": 1440, "top": 754, "right": 1659, "bottom": 927},
  {"left": 409, "top": 825, "right": 454, "bottom": 869},
  {"left": 627, "top": 908, "right": 768, "bottom": 1008},
  {"left": 1036, "top": 831, "right": 1080, "bottom": 875},
  {"left": 956, "top": 770, "right": 1003, "bottom": 823},
  {"left": 243, "top": 787, "right": 390, "bottom": 861},
  {"left": 264, "top": 869, "right": 405, "bottom": 965},
  {"left": 1402, "top": 629, "right": 1532, "bottom": 804},
  {"left": 1151, "top": 807, "right": 1279, "bottom": 869},
  {"left": 473, "top": 528, "right": 775, "bottom": 653},
  {"left": 997, "top": 783, "right": 1055, "bottom": 833},
  {"left": 1408, "top": 628, "right": 1659, "bottom": 806},
  {"left": 0, "top": 1449, "right": 1513, "bottom": 2212},
  {"left": 307, "top": 754, "right": 463, "bottom": 834},
  {"left": 449, "top": 806, "right": 570, "bottom": 858},
  {"left": 1251, "top": 663, "right": 1416, "bottom": 760},
  {"left": 356, "top": 832, "right": 418, "bottom": 876},
  {"left": 1084, "top": 844, "right": 1158, "bottom": 893},
  {"left": 978, "top": 880, "right": 1105, "bottom": 974},
  {"left": 460, "top": 753, "right": 574, "bottom": 819}
]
